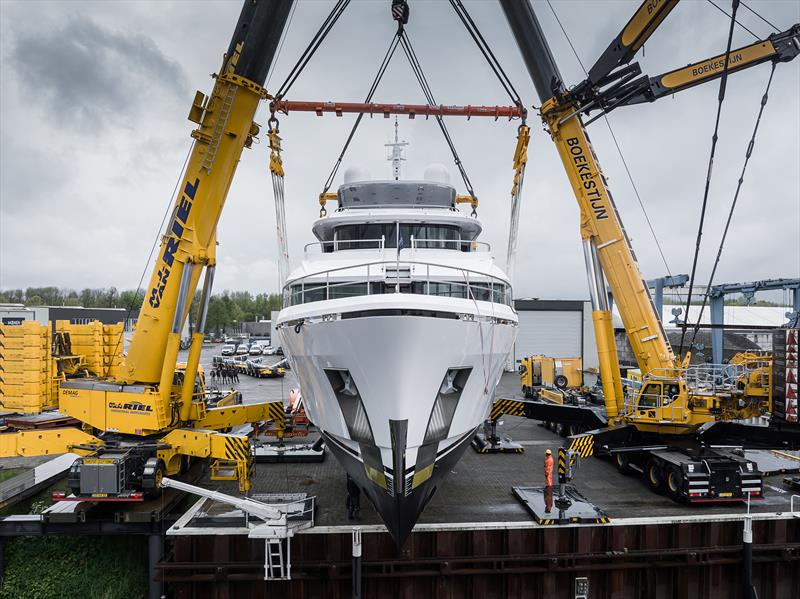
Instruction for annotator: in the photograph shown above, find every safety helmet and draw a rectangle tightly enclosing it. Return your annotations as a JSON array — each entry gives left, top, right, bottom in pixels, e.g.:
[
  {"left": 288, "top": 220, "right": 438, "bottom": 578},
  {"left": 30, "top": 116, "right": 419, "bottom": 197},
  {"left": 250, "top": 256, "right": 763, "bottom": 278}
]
[{"left": 545, "top": 449, "right": 552, "bottom": 455}]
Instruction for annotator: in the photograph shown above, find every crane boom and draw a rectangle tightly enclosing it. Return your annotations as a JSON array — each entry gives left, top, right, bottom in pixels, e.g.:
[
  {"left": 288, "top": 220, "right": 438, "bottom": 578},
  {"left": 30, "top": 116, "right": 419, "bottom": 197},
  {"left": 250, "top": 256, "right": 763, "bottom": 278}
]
[
  {"left": 501, "top": 0, "right": 799, "bottom": 423},
  {"left": 123, "top": 0, "right": 294, "bottom": 388}
]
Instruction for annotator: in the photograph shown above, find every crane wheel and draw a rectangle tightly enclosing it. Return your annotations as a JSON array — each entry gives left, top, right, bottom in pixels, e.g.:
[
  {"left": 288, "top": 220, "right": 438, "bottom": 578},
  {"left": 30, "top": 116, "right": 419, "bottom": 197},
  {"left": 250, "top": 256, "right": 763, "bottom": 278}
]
[
  {"left": 645, "top": 459, "right": 663, "bottom": 494},
  {"left": 554, "top": 375, "right": 568, "bottom": 390},
  {"left": 666, "top": 466, "right": 685, "bottom": 502},
  {"left": 615, "top": 453, "right": 633, "bottom": 475},
  {"left": 142, "top": 458, "right": 166, "bottom": 499}
]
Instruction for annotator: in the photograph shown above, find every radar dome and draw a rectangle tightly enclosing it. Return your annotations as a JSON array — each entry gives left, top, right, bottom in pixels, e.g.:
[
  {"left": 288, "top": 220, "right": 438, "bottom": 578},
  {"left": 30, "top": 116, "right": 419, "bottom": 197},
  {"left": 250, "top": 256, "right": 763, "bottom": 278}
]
[
  {"left": 423, "top": 163, "right": 450, "bottom": 184},
  {"left": 343, "top": 165, "right": 371, "bottom": 184}
]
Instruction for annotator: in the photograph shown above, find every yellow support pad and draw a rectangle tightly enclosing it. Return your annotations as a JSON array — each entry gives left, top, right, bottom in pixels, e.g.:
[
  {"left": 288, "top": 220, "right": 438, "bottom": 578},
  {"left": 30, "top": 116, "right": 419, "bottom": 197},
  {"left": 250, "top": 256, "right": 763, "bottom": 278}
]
[
  {"left": 0, "top": 428, "right": 103, "bottom": 458},
  {"left": 159, "top": 428, "right": 255, "bottom": 492}
]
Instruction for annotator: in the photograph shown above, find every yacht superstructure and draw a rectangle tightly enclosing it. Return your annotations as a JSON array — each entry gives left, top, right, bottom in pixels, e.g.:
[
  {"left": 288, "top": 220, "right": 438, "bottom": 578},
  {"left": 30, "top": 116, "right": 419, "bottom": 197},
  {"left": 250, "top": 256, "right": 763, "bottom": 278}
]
[{"left": 276, "top": 138, "right": 517, "bottom": 544}]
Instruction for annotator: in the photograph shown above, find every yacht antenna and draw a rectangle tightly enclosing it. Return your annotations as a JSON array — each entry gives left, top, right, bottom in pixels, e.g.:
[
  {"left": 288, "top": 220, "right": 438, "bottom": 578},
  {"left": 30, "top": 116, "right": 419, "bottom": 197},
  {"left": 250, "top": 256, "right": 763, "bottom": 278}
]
[{"left": 385, "top": 117, "right": 408, "bottom": 180}]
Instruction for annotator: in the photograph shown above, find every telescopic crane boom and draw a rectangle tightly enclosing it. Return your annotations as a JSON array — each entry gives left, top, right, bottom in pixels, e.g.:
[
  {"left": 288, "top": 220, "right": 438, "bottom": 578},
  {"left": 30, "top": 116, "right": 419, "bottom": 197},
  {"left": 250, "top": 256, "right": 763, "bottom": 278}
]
[
  {"left": 500, "top": 0, "right": 799, "bottom": 430},
  {"left": 0, "top": 0, "right": 295, "bottom": 499}
]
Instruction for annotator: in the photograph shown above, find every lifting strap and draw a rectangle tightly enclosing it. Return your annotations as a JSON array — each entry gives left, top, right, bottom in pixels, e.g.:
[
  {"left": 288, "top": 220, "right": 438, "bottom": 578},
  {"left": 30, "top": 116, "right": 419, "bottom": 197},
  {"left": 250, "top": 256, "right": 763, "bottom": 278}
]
[
  {"left": 506, "top": 124, "right": 530, "bottom": 279},
  {"left": 268, "top": 118, "right": 290, "bottom": 289},
  {"left": 319, "top": 32, "right": 403, "bottom": 214}
]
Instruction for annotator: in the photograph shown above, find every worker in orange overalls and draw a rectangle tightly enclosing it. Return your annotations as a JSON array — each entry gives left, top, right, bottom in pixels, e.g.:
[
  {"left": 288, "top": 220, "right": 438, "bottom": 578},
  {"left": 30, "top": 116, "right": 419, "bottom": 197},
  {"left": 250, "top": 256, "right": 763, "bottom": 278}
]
[
  {"left": 544, "top": 448, "right": 554, "bottom": 513},
  {"left": 544, "top": 448, "right": 554, "bottom": 487}
]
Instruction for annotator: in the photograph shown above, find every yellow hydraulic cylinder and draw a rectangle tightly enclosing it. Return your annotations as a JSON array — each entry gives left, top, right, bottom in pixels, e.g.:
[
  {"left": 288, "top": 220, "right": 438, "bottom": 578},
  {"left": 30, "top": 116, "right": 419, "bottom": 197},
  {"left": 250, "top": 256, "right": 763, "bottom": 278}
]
[
  {"left": 179, "top": 332, "right": 205, "bottom": 422},
  {"left": 159, "top": 333, "right": 182, "bottom": 413},
  {"left": 591, "top": 309, "right": 624, "bottom": 419}
]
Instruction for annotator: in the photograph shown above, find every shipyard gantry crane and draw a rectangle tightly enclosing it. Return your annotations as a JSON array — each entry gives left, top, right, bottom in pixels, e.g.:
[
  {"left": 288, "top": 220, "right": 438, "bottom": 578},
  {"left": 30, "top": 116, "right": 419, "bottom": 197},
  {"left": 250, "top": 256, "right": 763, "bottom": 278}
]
[
  {"left": 492, "top": 0, "right": 800, "bottom": 503},
  {"left": 0, "top": 0, "right": 294, "bottom": 499}
]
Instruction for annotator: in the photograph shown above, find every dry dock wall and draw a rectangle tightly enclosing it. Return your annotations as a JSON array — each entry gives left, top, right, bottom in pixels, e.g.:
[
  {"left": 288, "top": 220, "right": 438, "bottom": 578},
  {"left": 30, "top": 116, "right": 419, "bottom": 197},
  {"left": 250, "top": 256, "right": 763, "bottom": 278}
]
[{"left": 160, "top": 515, "right": 799, "bottom": 599}]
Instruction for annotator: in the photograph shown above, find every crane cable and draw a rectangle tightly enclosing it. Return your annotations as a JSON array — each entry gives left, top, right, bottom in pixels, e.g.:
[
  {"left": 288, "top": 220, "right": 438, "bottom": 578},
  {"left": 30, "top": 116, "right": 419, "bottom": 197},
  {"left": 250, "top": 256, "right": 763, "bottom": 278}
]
[
  {"left": 398, "top": 30, "right": 478, "bottom": 211},
  {"left": 677, "top": 0, "right": 740, "bottom": 360},
  {"left": 447, "top": 0, "right": 529, "bottom": 273},
  {"left": 318, "top": 33, "right": 403, "bottom": 211},
  {"left": 272, "top": 0, "right": 351, "bottom": 101},
  {"left": 448, "top": 0, "right": 524, "bottom": 111},
  {"left": 686, "top": 62, "right": 777, "bottom": 352},
  {"left": 546, "top": 0, "right": 681, "bottom": 303},
  {"left": 267, "top": 0, "right": 352, "bottom": 286}
]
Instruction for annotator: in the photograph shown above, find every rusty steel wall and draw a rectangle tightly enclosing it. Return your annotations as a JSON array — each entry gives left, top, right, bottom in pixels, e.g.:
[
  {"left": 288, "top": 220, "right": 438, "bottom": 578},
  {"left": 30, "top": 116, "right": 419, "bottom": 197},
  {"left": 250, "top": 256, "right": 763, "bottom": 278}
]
[{"left": 159, "top": 518, "right": 799, "bottom": 599}]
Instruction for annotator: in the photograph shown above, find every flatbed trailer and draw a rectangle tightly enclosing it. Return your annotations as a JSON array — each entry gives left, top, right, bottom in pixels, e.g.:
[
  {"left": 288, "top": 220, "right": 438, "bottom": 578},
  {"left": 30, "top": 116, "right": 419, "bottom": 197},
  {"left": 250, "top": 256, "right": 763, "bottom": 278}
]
[{"left": 480, "top": 396, "right": 800, "bottom": 504}]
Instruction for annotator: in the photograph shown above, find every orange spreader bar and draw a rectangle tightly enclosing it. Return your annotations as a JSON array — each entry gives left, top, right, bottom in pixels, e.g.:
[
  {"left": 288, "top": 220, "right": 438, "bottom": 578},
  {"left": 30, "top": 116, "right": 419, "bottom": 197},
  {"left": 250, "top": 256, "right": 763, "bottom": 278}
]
[{"left": 270, "top": 100, "right": 526, "bottom": 120}]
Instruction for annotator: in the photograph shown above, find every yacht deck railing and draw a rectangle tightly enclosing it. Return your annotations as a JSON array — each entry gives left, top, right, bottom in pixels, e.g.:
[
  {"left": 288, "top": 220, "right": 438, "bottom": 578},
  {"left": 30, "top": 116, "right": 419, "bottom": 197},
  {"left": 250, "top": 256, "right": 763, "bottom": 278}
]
[{"left": 283, "top": 259, "right": 513, "bottom": 308}]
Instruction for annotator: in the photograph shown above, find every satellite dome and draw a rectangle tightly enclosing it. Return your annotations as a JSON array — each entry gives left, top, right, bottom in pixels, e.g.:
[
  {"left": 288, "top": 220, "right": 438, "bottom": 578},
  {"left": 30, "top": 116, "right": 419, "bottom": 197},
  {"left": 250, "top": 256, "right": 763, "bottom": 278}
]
[
  {"left": 343, "top": 165, "right": 371, "bottom": 184},
  {"left": 423, "top": 163, "right": 450, "bottom": 184}
]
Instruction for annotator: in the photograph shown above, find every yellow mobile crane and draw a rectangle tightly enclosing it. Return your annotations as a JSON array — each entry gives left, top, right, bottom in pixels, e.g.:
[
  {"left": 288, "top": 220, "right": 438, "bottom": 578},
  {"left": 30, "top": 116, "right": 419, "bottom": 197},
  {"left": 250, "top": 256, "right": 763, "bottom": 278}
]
[
  {"left": 495, "top": 0, "right": 800, "bottom": 502},
  {"left": 0, "top": 0, "right": 294, "bottom": 499}
]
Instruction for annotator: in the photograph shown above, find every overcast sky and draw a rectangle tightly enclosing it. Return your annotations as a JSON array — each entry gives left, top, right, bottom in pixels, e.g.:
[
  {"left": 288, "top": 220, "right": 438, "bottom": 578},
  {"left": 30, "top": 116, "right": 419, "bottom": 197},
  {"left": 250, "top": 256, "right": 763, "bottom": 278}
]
[{"left": 1, "top": 0, "right": 798, "bottom": 302}]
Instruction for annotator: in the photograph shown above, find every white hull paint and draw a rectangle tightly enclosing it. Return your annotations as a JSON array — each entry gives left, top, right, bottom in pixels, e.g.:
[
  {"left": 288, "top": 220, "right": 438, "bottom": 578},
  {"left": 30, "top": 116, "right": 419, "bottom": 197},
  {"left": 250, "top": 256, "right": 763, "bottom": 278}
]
[{"left": 278, "top": 295, "right": 516, "bottom": 466}]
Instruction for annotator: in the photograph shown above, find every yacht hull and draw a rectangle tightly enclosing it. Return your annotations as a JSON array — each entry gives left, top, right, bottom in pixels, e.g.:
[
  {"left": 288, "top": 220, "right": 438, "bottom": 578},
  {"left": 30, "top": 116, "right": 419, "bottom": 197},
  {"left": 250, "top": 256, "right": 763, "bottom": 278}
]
[{"left": 277, "top": 298, "right": 516, "bottom": 544}]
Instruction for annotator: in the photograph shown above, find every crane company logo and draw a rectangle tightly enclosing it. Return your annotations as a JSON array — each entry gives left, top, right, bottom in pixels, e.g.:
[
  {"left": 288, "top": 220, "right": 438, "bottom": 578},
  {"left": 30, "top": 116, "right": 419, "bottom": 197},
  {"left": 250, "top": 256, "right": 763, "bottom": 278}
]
[
  {"left": 148, "top": 178, "right": 201, "bottom": 309},
  {"left": 691, "top": 52, "right": 743, "bottom": 79},
  {"left": 566, "top": 137, "right": 608, "bottom": 220},
  {"left": 62, "top": 389, "right": 79, "bottom": 397},
  {"left": 109, "top": 401, "right": 153, "bottom": 414}
]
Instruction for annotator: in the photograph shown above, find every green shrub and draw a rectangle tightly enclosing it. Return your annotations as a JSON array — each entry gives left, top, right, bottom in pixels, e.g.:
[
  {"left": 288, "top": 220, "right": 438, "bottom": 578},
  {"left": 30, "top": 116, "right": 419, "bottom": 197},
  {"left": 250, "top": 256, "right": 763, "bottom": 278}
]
[{"left": 1, "top": 535, "right": 148, "bottom": 599}]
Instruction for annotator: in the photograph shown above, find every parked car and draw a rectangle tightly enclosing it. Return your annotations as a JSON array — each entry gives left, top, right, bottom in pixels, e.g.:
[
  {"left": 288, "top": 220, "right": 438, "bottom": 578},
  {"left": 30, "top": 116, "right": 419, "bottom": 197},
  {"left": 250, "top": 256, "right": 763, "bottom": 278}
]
[
  {"left": 220, "top": 344, "right": 236, "bottom": 356},
  {"left": 262, "top": 346, "right": 278, "bottom": 356},
  {"left": 236, "top": 344, "right": 249, "bottom": 355},
  {"left": 249, "top": 344, "right": 263, "bottom": 356},
  {"left": 224, "top": 337, "right": 236, "bottom": 344}
]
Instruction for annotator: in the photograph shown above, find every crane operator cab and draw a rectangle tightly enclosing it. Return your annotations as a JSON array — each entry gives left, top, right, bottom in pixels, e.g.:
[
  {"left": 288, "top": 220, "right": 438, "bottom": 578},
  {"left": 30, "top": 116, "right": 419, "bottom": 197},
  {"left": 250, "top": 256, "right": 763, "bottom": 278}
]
[{"left": 634, "top": 380, "right": 683, "bottom": 417}]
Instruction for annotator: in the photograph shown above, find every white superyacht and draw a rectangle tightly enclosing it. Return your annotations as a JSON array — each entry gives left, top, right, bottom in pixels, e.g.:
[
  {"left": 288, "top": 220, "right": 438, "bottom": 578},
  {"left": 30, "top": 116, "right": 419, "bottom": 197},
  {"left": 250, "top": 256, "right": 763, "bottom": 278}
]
[{"left": 276, "top": 133, "right": 517, "bottom": 544}]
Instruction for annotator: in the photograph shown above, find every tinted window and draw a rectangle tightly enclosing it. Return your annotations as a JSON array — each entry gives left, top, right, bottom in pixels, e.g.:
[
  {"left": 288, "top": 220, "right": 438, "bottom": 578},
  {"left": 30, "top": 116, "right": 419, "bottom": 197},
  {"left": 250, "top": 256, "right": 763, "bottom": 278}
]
[
  {"left": 400, "top": 224, "right": 460, "bottom": 249},
  {"left": 334, "top": 223, "right": 396, "bottom": 249}
]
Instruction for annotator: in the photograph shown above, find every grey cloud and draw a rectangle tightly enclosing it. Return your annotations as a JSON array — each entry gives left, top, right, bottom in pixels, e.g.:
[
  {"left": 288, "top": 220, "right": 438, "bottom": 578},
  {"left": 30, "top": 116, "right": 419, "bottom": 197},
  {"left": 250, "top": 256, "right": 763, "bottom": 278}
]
[{"left": 10, "top": 16, "right": 188, "bottom": 132}]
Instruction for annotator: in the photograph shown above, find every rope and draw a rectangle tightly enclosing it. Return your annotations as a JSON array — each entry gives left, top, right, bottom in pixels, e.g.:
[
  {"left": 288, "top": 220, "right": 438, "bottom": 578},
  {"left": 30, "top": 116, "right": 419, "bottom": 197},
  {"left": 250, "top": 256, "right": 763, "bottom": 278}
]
[
  {"left": 320, "top": 33, "right": 402, "bottom": 198},
  {"left": 398, "top": 30, "right": 478, "bottom": 206},
  {"left": 740, "top": 1, "right": 779, "bottom": 33},
  {"left": 506, "top": 125, "right": 529, "bottom": 278},
  {"left": 705, "top": 0, "right": 759, "bottom": 40},
  {"left": 268, "top": 123, "right": 290, "bottom": 289},
  {"left": 687, "top": 63, "right": 777, "bottom": 351},
  {"left": 678, "top": 0, "right": 740, "bottom": 359},
  {"left": 273, "top": 0, "right": 351, "bottom": 100},
  {"left": 448, "top": 0, "right": 524, "bottom": 110}
]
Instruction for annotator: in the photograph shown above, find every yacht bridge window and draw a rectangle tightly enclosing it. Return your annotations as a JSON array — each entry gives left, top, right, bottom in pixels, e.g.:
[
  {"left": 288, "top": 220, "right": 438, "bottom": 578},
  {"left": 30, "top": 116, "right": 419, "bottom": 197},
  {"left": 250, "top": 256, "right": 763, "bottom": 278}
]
[{"left": 331, "top": 223, "right": 466, "bottom": 251}]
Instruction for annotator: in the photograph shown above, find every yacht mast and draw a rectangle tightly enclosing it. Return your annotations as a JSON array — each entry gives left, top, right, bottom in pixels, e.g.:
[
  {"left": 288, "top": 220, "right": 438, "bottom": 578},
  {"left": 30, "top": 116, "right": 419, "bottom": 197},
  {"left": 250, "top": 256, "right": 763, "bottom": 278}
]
[{"left": 385, "top": 117, "right": 408, "bottom": 180}]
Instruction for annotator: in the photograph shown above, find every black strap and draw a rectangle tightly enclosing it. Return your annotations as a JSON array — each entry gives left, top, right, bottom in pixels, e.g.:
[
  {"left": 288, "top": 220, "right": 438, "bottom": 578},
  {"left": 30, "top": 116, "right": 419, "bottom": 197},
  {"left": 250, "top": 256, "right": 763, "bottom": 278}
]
[
  {"left": 321, "top": 33, "right": 402, "bottom": 195},
  {"left": 399, "top": 30, "right": 477, "bottom": 202},
  {"left": 449, "top": 0, "right": 523, "bottom": 111},
  {"left": 274, "top": 0, "right": 351, "bottom": 100},
  {"left": 687, "top": 62, "right": 777, "bottom": 351},
  {"left": 678, "top": 0, "right": 740, "bottom": 359}
]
